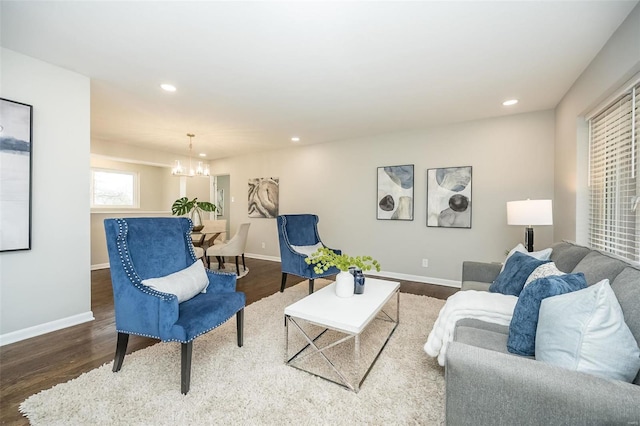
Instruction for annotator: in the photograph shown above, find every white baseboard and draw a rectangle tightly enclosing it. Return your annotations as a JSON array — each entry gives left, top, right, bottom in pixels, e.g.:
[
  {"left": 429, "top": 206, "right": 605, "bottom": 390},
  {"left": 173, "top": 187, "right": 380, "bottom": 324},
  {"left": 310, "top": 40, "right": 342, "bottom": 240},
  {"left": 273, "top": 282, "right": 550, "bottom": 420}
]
[
  {"left": 93, "top": 255, "right": 461, "bottom": 288},
  {"left": 365, "top": 270, "right": 461, "bottom": 288},
  {"left": 91, "top": 263, "right": 110, "bottom": 270},
  {"left": 0, "top": 311, "right": 95, "bottom": 347},
  {"left": 244, "top": 253, "right": 281, "bottom": 262},
  {"left": 244, "top": 253, "right": 461, "bottom": 288}
]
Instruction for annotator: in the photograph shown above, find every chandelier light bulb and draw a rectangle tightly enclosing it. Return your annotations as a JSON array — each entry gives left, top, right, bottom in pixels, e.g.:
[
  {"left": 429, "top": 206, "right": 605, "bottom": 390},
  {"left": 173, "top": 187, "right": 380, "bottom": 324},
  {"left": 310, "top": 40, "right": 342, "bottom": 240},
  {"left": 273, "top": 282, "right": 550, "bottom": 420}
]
[{"left": 171, "top": 133, "right": 211, "bottom": 178}]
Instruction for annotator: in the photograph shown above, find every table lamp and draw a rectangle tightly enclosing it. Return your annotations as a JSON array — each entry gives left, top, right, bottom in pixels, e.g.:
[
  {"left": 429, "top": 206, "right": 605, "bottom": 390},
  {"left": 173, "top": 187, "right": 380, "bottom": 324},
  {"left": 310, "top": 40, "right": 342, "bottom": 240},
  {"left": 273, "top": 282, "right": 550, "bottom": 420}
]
[{"left": 507, "top": 199, "right": 553, "bottom": 252}]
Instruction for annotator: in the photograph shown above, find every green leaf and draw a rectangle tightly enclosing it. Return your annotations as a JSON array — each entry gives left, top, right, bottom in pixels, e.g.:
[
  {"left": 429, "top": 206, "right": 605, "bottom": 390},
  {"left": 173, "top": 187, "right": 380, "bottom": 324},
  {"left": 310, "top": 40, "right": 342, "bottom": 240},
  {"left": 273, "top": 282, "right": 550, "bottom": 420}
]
[
  {"left": 196, "top": 201, "right": 216, "bottom": 212},
  {"left": 171, "top": 197, "right": 217, "bottom": 216},
  {"left": 171, "top": 197, "right": 195, "bottom": 216}
]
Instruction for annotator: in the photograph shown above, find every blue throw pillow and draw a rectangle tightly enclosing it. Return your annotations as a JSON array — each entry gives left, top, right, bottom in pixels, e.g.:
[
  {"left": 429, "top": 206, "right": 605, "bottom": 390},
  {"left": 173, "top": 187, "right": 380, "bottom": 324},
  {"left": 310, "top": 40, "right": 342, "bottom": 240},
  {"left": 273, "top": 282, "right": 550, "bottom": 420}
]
[
  {"left": 507, "top": 273, "right": 587, "bottom": 356},
  {"left": 489, "top": 252, "right": 551, "bottom": 296}
]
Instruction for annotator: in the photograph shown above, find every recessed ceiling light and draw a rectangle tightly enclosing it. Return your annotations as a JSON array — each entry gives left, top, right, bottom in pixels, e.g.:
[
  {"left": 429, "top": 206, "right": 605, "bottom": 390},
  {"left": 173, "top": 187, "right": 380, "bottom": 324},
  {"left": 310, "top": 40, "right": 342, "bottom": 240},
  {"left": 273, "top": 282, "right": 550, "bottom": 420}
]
[
  {"left": 291, "top": 137, "right": 300, "bottom": 142},
  {"left": 199, "top": 153, "right": 206, "bottom": 157},
  {"left": 502, "top": 99, "right": 518, "bottom": 106},
  {"left": 160, "top": 84, "right": 176, "bottom": 92}
]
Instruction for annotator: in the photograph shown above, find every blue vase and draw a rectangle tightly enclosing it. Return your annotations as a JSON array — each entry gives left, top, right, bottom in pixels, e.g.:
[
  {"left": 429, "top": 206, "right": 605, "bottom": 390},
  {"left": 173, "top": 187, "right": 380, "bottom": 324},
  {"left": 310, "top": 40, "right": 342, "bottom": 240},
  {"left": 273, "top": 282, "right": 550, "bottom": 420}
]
[{"left": 354, "top": 269, "right": 365, "bottom": 294}]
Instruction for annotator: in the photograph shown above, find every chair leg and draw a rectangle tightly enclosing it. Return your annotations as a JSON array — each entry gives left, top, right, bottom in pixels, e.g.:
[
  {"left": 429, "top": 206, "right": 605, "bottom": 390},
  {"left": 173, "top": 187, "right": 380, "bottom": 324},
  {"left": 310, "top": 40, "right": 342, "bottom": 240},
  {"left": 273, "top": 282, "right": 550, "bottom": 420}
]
[
  {"left": 217, "top": 256, "right": 224, "bottom": 269},
  {"left": 112, "top": 332, "right": 129, "bottom": 373},
  {"left": 280, "top": 273, "right": 288, "bottom": 292},
  {"left": 236, "top": 308, "right": 244, "bottom": 347},
  {"left": 242, "top": 254, "right": 246, "bottom": 271},
  {"left": 235, "top": 256, "right": 240, "bottom": 275},
  {"left": 181, "top": 341, "right": 193, "bottom": 395},
  {"left": 309, "top": 279, "right": 314, "bottom": 294}
]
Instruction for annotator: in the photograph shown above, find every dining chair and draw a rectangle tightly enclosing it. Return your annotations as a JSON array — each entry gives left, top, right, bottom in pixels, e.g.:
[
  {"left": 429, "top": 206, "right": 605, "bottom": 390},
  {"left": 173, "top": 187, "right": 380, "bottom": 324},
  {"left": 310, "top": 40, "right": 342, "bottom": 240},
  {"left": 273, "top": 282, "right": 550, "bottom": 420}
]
[
  {"left": 207, "top": 223, "right": 251, "bottom": 276},
  {"left": 277, "top": 214, "right": 341, "bottom": 294},
  {"left": 104, "top": 217, "right": 245, "bottom": 394},
  {"left": 201, "top": 219, "right": 227, "bottom": 246}
]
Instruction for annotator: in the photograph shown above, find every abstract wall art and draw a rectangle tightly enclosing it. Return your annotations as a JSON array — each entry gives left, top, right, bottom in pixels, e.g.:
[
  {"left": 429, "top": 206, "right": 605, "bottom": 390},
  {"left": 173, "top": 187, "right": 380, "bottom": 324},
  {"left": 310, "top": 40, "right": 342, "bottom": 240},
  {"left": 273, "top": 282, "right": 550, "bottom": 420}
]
[
  {"left": 248, "top": 177, "right": 279, "bottom": 218},
  {"left": 216, "top": 188, "right": 224, "bottom": 216},
  {"left": 377, "top": 164, "right": 414, "bottom": 220},
  {"left": 0, "top": 98, "right": 33, "bottom": 251},
  {"left": 427, "top": 166, "right": 472, "bottom": 228}
]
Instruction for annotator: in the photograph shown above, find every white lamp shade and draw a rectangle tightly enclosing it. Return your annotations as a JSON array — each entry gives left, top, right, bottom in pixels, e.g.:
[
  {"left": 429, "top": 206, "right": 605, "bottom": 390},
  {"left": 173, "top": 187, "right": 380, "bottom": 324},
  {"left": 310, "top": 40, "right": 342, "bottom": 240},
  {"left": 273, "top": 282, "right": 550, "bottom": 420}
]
[{"left": 507, "top": 199, "right": 553, "bottom": 226}]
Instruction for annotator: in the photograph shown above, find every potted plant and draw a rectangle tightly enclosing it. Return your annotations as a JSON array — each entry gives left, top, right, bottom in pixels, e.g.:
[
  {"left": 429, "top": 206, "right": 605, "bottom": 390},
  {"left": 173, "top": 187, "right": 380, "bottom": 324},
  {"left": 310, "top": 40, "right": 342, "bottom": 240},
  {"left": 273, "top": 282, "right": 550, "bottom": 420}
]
[
  {"left": 305, "top": 247, "right": 381, "bottom": 297},
  {"left": 171, "top": 197, "right": 216, "bottom": 231}
]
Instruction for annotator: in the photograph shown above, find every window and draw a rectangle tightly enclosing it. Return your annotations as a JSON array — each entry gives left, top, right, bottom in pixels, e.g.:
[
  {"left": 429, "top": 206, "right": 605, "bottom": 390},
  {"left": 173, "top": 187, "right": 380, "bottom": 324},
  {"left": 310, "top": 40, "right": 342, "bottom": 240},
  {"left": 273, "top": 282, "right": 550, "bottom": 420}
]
[
  {"left": 588, "top": 82, "right": 639, "bottom": 262},
  {"left": 90, "top": 168, "right": 139, "bottom": 208}
]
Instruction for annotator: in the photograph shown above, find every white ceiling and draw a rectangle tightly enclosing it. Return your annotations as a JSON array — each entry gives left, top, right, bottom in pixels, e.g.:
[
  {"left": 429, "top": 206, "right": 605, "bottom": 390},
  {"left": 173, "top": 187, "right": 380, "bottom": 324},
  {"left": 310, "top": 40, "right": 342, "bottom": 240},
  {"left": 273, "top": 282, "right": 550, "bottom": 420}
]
[{"left": 1, "top": 1, "right": 637, "bottom": 160}]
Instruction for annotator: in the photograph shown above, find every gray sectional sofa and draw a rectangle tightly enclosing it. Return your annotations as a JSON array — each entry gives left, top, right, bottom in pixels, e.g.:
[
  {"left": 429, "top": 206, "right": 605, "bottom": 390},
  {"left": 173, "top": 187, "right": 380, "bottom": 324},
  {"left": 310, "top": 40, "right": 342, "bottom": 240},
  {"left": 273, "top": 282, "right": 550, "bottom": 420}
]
[{"left": 445, "top": 241, "right": 640, "bottom": 425}]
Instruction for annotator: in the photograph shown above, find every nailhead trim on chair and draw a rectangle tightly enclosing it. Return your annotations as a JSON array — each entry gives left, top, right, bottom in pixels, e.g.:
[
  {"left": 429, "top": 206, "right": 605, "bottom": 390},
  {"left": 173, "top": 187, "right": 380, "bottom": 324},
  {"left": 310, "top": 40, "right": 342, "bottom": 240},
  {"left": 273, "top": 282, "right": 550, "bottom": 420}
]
[
  {"left": 185, "top": 218, "right": 199, "bottom": 262},
  {"left": 118, "top": 311, "right": 238, "bottom": 343},
  {"left": 166, "top": 312, "right": 238, "bottom": 343},
  {"left": 116, "top": 328, "right": 161, "bottom": 340},
  {"left": 114, "top": 218, "right": 242, "bottom": 343},
  {"left": 114, "top": 218, "right": 176, "bottom": 302}
]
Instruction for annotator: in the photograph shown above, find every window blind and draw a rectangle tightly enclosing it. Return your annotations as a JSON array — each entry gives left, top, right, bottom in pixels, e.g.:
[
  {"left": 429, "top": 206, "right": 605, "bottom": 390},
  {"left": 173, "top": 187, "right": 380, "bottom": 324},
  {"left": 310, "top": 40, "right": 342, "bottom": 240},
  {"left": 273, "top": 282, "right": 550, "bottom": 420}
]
[{"left": 588, "top": 83, "right": 639, "bottom": 262}]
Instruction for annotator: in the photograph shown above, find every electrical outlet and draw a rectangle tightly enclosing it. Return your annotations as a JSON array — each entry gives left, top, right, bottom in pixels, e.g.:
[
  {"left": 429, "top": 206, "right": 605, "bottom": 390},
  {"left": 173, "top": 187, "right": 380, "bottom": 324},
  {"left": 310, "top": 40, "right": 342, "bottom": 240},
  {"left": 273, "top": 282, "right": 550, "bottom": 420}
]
[
  {"left": 261, "top": 242, "right": 266, "bottom": 249},
  {"left": 422, "top": 258, "right": 429, "bottom": 268}
]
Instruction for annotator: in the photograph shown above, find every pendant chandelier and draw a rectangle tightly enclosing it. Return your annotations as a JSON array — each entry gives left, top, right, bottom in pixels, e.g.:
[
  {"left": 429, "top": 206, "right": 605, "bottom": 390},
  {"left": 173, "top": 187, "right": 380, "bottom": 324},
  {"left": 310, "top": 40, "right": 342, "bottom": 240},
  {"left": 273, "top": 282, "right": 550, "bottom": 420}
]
[{"left": 171, "top": 133, "right": 210, "bottom": 177}]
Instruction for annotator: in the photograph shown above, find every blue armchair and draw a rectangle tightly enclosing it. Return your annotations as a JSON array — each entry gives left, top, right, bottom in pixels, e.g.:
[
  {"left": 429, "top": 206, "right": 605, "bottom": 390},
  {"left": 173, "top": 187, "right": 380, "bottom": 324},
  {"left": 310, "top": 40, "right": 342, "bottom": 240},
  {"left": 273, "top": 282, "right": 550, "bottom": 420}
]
[
  {"left": 277, "top": 214, "right": 341, "bottom": 294},
  {"left": 104, "top": 217, "right": 245, "bottom": 394}
]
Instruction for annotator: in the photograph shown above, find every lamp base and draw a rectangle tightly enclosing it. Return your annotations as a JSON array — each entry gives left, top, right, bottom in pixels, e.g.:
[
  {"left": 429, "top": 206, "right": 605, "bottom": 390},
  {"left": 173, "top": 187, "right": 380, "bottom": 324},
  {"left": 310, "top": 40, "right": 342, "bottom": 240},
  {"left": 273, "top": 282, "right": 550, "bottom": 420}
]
[{"left": 524, "top": 227, "right": 534, "bottom": 252}]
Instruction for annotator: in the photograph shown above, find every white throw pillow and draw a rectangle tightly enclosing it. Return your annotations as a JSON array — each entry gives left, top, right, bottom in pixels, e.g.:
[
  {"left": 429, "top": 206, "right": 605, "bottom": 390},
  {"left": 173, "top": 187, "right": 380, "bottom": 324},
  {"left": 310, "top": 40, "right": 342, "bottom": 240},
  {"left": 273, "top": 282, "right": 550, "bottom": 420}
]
[
  {"left": 142, "top": 260, "right": 209, "bottom": 303},
  {"left": 291, "top": 242, "right": 323, "bottom": 257},
  {"left": 524, "top": 262, "right": 563, "bottom": 288},
  {"left": 536, "top": 279, "right": 640, "bottom": 382},
  {"left": 500, "top": 243, "right": 552, "bottom": 272}
]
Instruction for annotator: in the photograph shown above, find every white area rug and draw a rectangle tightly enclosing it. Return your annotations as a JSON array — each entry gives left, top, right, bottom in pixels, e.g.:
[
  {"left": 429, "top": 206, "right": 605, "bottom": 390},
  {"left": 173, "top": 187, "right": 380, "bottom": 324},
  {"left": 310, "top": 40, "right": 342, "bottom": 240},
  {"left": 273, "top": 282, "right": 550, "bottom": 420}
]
[{"left": 20, "top": 280, "right": 446, "bottom": 425}]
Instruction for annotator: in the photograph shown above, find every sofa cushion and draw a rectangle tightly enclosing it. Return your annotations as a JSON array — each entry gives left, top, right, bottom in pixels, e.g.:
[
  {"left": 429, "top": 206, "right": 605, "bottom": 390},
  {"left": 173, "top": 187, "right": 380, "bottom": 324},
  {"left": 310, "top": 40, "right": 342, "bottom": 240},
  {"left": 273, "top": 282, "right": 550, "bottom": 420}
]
[
  {"left": 536, "top": 280, "right": 640, "bottom": 383},
  {"left": 549, "top": 241, "right": 591, "bottom": 273},
  {"left": 454, "top": 323, "right": 514, "bottom": 356},
  {"left": 490, "top": 252, "right": 551, "bottom": 296},
  {"left": 611, "top": 266, "right": 640, "bottom": 385},
  {"left": 461, "top": 280, "right": 492, "bottom": 292},
  {"left": 507, "top": 273, "right": 587, "bottom": 356},
  {"left": 572, "top": 251, "right": 628, "bottom": 286}
]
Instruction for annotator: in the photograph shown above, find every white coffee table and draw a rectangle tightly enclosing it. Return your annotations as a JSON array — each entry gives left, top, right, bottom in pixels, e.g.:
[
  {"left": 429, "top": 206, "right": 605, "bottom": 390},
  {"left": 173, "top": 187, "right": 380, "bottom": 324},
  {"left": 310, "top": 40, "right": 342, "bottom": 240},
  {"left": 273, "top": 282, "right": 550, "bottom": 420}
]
[{"left": 284, "top": 278, "right": 400, "bottom": 392}]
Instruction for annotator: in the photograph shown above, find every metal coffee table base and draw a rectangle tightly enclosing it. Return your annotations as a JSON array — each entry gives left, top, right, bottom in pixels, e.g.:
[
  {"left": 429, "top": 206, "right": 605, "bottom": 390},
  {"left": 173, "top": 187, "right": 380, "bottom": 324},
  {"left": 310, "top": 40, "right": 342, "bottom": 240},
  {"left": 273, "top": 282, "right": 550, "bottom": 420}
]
[{"left": 284, "top": 292, "right": 399, "bottom": 393}]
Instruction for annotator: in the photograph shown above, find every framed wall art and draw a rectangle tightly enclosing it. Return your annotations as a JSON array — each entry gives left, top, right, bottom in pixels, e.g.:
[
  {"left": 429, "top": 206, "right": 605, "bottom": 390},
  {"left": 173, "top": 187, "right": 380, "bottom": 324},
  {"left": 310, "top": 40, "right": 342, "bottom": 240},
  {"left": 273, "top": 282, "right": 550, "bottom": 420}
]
[
  {"left": 377, "top": 164, "right": 414, "bottom": 220},
  {"left": 0, "top": 98, "right": 33, "bottom": 251},
  {"left": 248, "top": 177, "right": 279, "bottom": 218},
  {"left": 427, "top": 166, "right": 472, "bottom": 228}
]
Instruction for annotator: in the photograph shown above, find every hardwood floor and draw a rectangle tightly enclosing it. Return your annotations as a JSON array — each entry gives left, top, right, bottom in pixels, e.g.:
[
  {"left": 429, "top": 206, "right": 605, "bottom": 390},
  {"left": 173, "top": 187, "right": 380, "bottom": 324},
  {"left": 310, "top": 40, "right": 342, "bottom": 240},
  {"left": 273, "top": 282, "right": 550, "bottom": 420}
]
[{"left": 0, "top": 258, "right": 457, "bottom": 424}]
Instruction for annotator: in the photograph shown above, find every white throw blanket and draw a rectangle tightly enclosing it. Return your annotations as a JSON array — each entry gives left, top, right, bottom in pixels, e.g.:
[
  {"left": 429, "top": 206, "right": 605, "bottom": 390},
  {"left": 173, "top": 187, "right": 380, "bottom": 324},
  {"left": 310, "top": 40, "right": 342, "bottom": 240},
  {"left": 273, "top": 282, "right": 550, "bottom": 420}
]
[{"left": 424, "top": 290, "right": 518, "bottom": 366}]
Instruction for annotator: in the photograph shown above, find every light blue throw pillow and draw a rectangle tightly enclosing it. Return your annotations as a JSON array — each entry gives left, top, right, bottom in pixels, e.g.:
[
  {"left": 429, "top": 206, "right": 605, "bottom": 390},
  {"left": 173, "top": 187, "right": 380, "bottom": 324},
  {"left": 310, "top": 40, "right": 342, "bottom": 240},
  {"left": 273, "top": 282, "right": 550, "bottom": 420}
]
[
  {"left": 489, "top": 251, "right": 551, "bottom": 296},
  {"left": 507, "top": 273, "right": 587, "bottom": 356},
  {"left": 536, "top": 280, "right": 640, "bottom": 383}
]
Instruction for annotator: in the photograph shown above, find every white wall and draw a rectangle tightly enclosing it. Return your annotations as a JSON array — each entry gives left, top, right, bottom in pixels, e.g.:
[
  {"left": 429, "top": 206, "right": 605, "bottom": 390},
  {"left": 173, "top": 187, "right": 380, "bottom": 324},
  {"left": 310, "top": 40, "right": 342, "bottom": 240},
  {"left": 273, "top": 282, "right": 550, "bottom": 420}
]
[
  {"left": 554, "top": 4, "right": 640, "bottom": 244},
  {"left": 87, "top": 151, "right": 214, "bottom": 267},
  {"left": 211, "top": 109, "right": 555, "bottom": 285},
  {"left": 0, "top": 49, "right": 92, "bottom": 343}
]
